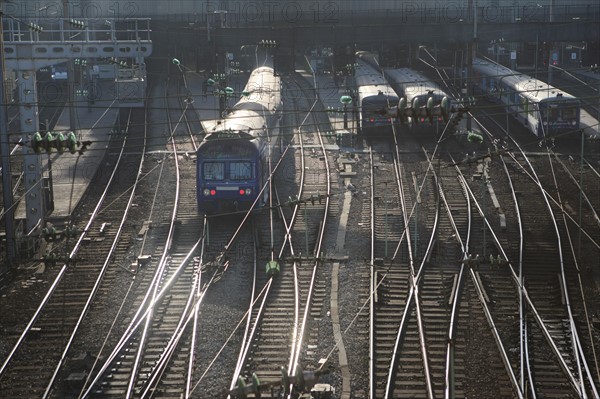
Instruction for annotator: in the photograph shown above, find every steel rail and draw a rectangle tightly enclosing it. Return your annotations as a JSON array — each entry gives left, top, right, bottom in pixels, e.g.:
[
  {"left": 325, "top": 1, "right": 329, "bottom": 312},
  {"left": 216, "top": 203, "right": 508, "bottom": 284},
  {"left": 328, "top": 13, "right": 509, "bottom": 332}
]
[
  {"left": 79, "top": 207, "right": 192, "bottom": 396},
  {"left": 475, "top": 107, "right": 600, "bottom": 249},
  {"left": 137, "top": 239, "right": 206, "bottom": 398},
  {"left": 0, "top": 99, "right": 121, "bottom": 380},
  {"left": 186, "top": 217, "right": 207, "bottom": 398},
  {"left": 226, "top": 70, "right": 317, "bottom": 395},
  {"left": 454, "top": 170, "right": 524, "bottom": 399},
  {"left": 552, "top": 153, "right": 600, "bottom": 228},
  {"left": 368, "top": 145, "right": 376, "bottom": 399},
  {"left": 395, "top": 138, "right": 434, "bottom": 399},
  {"left": 391, "top": 119, "right": 454, "bottom": 260},
  {"left": 288, "top": 63, "right": 332, "bottom": 392},
  {"left": 547, "top": 151, "right": 598, "bottom": 397},
  {"left": 226, "top": 224, "right": 264, "bottom": 397},
  {"left": 123, "top": 68, "right": 184, "bottom": 399},
  {"left": 434, "top": 163, "right": 471, "bottom": 399},
  {"left": 497, "top": 154, "right": 530, "bottom": 396},
  {"left": 454, "top": 140, "right": 589, "bottom": 395},
  {"left": 384, "top": 148, "right": 440, "bottom": 399},
  {"left": 466, "top": 87, "right": 598, "bottom": 397},
  {"left": 42, "top": 105, "right": 147, "bottom": 397},
  {"left": 286, "top": 73, "right": 311, "bottom": 384},
  {"left": 506, "top": 141, "right": 588, "bottom": 397}
]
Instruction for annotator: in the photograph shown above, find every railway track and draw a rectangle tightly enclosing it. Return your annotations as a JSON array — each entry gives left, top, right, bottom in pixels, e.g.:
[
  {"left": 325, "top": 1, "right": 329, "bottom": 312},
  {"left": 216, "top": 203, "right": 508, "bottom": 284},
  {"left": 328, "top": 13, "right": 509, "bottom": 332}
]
[
  {"left": 451, "top": 100, "right": 600, "bottom": 397},
  {"left": 499, "top": 148, "right": 598, "bottom": 397},
  {"left": 73, "top": 58, "right": 208, "bottom": 399},
  {"left": 2, "top": 53, "right": 599, "bottom": 399},
  {"left": 0, "top": 100, "right": 145, "bottom": 398},
  {"left": 229, "top": 69, "right": 333, "bottom": 398}
]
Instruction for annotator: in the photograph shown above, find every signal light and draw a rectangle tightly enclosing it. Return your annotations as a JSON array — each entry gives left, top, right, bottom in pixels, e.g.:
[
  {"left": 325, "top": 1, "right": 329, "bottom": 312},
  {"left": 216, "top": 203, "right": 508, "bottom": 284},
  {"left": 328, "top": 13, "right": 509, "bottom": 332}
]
[
  {"left": 31, "top": 132, "right": 44, "bottom": 153},
  {"left": 69, "top": 19, "right": 86, "bottom": 29},
  {"left": 108, "top": 57, "right": 127, "bottom": 68},
  {"left": 239, "top": 189, "right": 245, "bottom": 195},
  {"left": 467, "top": 131, "right": 484, "bottom": 144},
  {"left": 27, "top": 23, "right": 44, "bottom": 33},
  {"left": 42, "top": 132, "right": 54, "bottom": 153},
  {"left": 55, "top": 133, "right": 66, "bottom": 153},
  {"left": 66, "top": 131, "right": 78, "bottom": 154},
  {"left": 27, "top": 131, "right": 89, "bottom": 155},
  {"left": 258, "top": 39, "right": 277, "bottom": 48},
  {"left": 210, "top": 189, "right": 216, "bottom": 196}
]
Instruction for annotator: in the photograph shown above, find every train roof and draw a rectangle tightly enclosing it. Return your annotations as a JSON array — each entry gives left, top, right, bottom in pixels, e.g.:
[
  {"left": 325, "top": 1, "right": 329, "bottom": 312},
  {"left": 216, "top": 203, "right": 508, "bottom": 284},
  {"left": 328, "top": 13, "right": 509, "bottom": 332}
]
[
  {"left": 203, "top": 63, "right": 281, "bottom": 138},
  {"left": 234, "top": 66, "right": 281, "bottom": 115},
  {"left": 472, "top": 58, "right": 578, "bottom": 104},
  {"left": 384, "top": 68, "right": 448, "bottom": 99},
  {"left": 355, "top": 59, "right": 388, "bottom": 87},
  {"left": 197, "top": 131, "right": 262, "bottom": 157},
  {"left": 206, "top": 108, "right": 274, "bottom": 136},
  {"left": 355, "top": 59, "right": 397, "bottom": 100}
]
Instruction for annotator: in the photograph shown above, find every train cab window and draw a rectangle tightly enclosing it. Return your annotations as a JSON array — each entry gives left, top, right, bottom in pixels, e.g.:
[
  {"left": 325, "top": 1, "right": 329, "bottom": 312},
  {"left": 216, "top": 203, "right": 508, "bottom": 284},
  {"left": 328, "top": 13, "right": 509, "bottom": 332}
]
[
  {"left": 229, "top": 161, "right": 253, "bottom": 180},
  {"left": 203, "top": 162, "right": 225, "bottom": 181},
  {"left": 561, "top": 106, "right": 577, "bottom": 120}
]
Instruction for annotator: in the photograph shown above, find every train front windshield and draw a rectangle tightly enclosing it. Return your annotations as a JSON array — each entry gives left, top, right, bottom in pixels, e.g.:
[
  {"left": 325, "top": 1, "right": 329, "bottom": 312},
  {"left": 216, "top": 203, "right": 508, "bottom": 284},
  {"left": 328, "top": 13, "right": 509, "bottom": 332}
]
[
  {"left": 229, "top": 161, "right": 254, "bottom": 180},
  {"left": 548, "top": 105, "right": 578, "bottom": 122},
  {"left": 203, "top": 161, "right": 254, "bottom": 181},
  {"left": 362, "top": 96, "right": 396, "bottom": 125},
  {"left": 203, "top": 162, "right": 225, "bottom": 181},
  {"left": 542, "top": 100, "right": 580, "bottom": 131}
]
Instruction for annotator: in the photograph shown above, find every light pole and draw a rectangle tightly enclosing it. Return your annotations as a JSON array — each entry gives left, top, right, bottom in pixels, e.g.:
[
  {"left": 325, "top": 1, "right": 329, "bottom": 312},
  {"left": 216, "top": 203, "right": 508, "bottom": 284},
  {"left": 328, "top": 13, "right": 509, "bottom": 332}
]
[
  {"left": 0, "top": 9, "right": 16, "bottom": 266},
  {"left": 206, "top": 74, "right": 233, "bottom": 118},
  {"left": 340, "top": 95, "right": 352, "bottom": 130}
]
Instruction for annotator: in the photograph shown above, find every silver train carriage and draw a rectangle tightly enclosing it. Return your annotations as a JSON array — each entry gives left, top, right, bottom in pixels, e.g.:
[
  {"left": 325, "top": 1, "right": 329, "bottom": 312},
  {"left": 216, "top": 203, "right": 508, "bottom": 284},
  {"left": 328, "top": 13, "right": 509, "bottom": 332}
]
[
  {"left": 472, "top": 58, "right": 580, "bottom": 138},
  {"left": 197, "top": 62, "right": 281, "bottom": 214},
  {"left": 354, "top": 54, "right": 399, "bottom": 134},
  {"left": 384, "top": 68, "right": 452, "bottom": 126}
]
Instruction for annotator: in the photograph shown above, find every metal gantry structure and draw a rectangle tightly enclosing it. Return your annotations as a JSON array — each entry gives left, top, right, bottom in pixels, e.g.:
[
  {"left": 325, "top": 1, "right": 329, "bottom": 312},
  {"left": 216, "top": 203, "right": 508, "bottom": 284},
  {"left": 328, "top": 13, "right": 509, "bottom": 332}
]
[{"left": 1, "top": 16, "right": 152, "bottom": 264}]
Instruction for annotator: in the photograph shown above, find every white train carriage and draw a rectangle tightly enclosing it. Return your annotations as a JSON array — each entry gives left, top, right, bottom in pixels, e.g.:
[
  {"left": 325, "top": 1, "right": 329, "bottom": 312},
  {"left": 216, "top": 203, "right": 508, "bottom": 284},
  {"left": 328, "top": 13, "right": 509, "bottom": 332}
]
[
  {"left": 354, "top": 55, "right": 398, "bottom": 134},
  {"left": 472, "top": 58, "right": 580, "bottom": 138},
  {"left": 384, "top": 68, "right": 451, "bottom": 125}
]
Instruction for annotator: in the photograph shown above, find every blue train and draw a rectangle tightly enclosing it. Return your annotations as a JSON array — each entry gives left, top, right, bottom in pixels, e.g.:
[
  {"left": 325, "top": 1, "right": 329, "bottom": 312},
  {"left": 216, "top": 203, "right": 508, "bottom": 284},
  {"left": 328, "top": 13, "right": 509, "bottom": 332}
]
[
  {"left": 196, "top": 58, "right": 281, "bottom": 214},
  {"left": 471, "top": 58, "right": 580, "bottom": 138}
]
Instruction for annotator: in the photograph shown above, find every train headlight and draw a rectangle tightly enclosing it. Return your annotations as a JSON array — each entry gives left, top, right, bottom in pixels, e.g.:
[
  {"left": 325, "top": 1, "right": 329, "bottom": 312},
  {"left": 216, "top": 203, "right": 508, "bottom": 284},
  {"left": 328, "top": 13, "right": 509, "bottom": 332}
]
[
  {"left": 245, "top": 188, "right": 252, "bottom": 196},
  {"left": 571, "top": 120, "right": 576, "bottom": 126},
  {"left": 203, "top": 189, "right": 211, "bottom": 196}
]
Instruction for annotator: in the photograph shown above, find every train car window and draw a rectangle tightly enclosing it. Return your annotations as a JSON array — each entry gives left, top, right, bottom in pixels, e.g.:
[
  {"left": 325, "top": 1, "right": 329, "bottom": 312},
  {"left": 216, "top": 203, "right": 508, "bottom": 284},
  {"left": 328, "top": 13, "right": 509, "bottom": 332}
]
[
  {"left": 561, "top": 105, "right": 577, "bottom": 120},
  {"left": 203, "top": 162, "right": 225, "bottom": 180},
  {"left": 519, "top": 95, "right": 527, "bottom": 113},
  {"left": 229, "top": 162, "right": 253, "bottom": 180}
]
